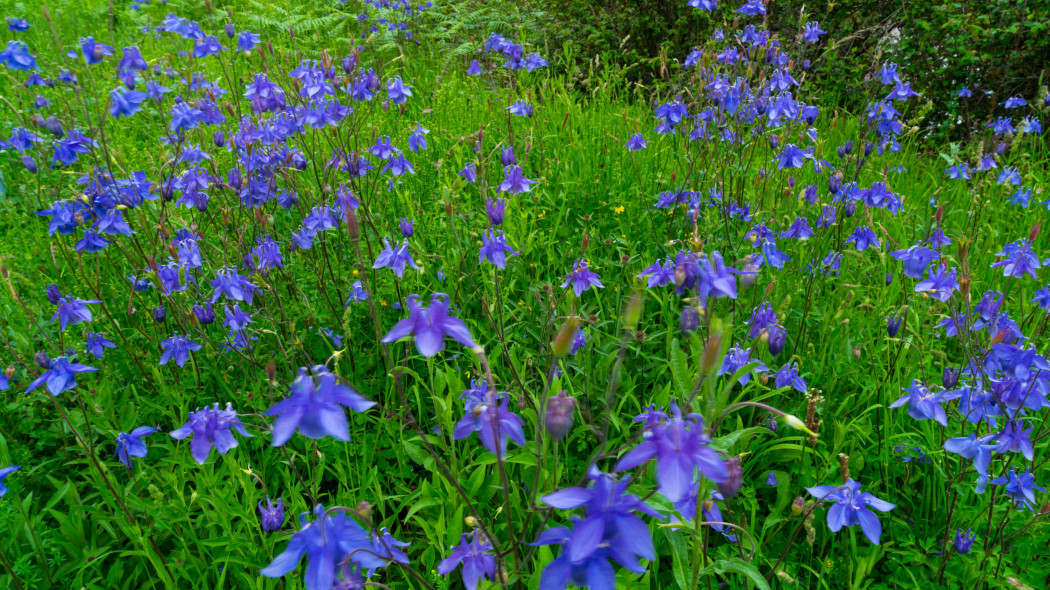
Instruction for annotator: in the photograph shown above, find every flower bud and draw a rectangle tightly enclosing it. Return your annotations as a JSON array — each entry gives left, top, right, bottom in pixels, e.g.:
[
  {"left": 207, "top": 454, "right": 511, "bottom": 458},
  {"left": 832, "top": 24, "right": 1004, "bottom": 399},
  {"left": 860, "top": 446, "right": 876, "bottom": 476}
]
[
  {"left": 767, "top": 324, "right": 786, "bottom": 356},
  {"left": 701, "top": 321, "right": 724, "bottom": 374},
  {"left": 45, "top": 283, "right": 62, "bottom": 304},
  {"left": 942, "top": 367, "right": 959, "bottom": 389},
  {"left": 544, "top": 391, "right": 576, "bottom": 442},
  {"left": 885, "top": 273, "right": 893, "bottom": 286},
  {"left": 765, "top": 413, "right": 778, "bottom": 432},
  {"left": 953, "top": 528, "right": 974, "bottom": 554},
  {"left": 34, "top": 350, "right": 50, "bottom": 369},
  {"left": 886, "top": 314, "right": 902, "bottom": 337},
  {"left": 935, "top": 205, "right": 944, "bottom": 224},
  {"left": 791, "top": 496, "right": 806, "bottom": 515},
  {"left": 20, "top": 154, "right": 37, "bottom": 174},
  {"left": 680, "top": 306, "right": 700, "bottom": 334},
  {"left": 852, "top": 345, "right": 861, "bottom": 360},
  {"left": 153, "top": 306, "right": 167, "bottom": 324},
  {"left": 213, "top": 130, "right": 226, "bottom": 147},
  {"left": 828, "top": 173, "right": 842, "bottom": 194},
  {"left": 399, "top": 217, "right": 414, "bottom": 238},
  {"left": 266, "top": 360, "right": 276, "bottom": 382},
  {"left": 355, "top": 501, "right": 372, "bottom": 520},
  {"left": 225, "top": 23, "right": 236, "bottom": 38},
  {"left": 844, "top": 200, "right": 857, "bottom": 218},
  {"left": 551, "top": 318, "right": 580, "bottom": 357},
  {"left": 717, "top": 456, "right": 743, "bottom": 498},
  {"left": 193, "top": 302, "right": 215, "bottom": 325},
  {"left": 769, "top": 134, "right": 779, "bottom": 150}
]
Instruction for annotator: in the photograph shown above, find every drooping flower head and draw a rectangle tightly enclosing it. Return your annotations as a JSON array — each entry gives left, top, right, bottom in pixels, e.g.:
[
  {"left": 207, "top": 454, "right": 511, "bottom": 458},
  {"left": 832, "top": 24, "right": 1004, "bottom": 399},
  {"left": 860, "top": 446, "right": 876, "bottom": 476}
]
[
  {"left": 170, "top": 402, "right": 252, "bottom": 465},
  {"left": 561, "top": 259, "right": 603, "bottom": 296},
  {"left": 437, "top": 532, "right": 496, "bottom": 590},
  {"left": 264, "top": 366, "right": 375, "bottom": 446},
  {"left": 806, "top": 479, "right": 895, "bottom": 544},
  {"left": 382, "top": 293, "right": 476, "bottom": 357},
  {"left": 114, "top": 426, "right": 157, "bottom": 469}
]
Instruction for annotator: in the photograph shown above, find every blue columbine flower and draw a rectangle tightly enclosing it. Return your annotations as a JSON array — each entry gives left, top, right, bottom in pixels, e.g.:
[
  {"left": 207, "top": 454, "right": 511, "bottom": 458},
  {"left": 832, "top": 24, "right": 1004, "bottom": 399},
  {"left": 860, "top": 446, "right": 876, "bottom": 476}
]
[
  {"left": 437, "top": 532, "right": 496, "bottom": 590},
  {"left": 260, "top": 504, "right": 386, "bottom": 590},
  {"left": 802, "top": 21, "right": 826, "bottom": 42},
  {"left": 485, "top": 197, "right": 505, "bottom": 226},
  {"left": 0, "top": 466, "right": 20, "bottom": 497},
  {"left": 452, "top": 382, "right": 526, "bottom": 457},
  {"left": 718, "top": 346, "right": 769, "bottom": 385},
  {"left": 991, "top": 468, "right": 1045, "bottom": 512},
  {"left": 561, "top": 258, "right": 603, "bottom": 296},
  {"left": 210, "top": 267, "right": 258, "bottom": 304},
  {"left": 890, "top": 243, "right": 940, "bottom": 279},
  {"left": 846, "top": 226, "right": 880, "bottom": 251},
  {"left": 615, "top": 401, "right": 728, "bottom": 502},
  {"left": 159, "top": 333, "right": 202, "bottom": 368},
  {"left": 51, "top": 296, "right": 101, "bottom": 330},
  {"left": 75, "top": 229, "right": 111, "bottom": 253},
  {"left": 479, "top": 229, "right": 519, "bottom": 269},
  {"left": 536, "top": 468, "right": 662, "bottom": 590},
  {"left": 506, "top": 99, "right": 534, "bottom": 117},
  {"left": 372, "top": 237, "right": 418, "bottom": 277},
  {"left": 954, "top": 528, "right": 975, "bottom": 554},
  {"left": 806, "top": 479, "right": 895, "bottom": 544},
  {"left": 991, "top": 239, "right": 1041, "bottom": 280},
  {"left": 85, "top": 332, "right": 116, "bottom": 359},
  {"left": 1, "top": 41, "right": 38, "bottom": 70},
  {"left": 775, "top": 362, "right": 808, "bottom": 393},
  {"left": 498, "top": 164, "right": 537, "bottom": 194},
  {"left": 170, "top": 402, "right": 251, "bottom": 465},
  {"left": 382, "top": 293, "right": 476, "bottom": 357},
  {"left": 944, "top": 433, "right": 996, "bottom": 493},
  {"left": 890, "top": 380, "right": 948, "bottom": 426},
  {"left": 460, "top": 161, "right": 477, "bottom": 183},
  {"left": 467, "top": 59, "right": 482, "bottom": 75},
  {"left": 915, "top": 264, "right": 959, "bottom": 301},
  {"left": 386, "top": 76, "right": 412, "bottom": 104},
  {"left": 26, "top": 356, "right": 98, "bottom": 396},
  {"left": 114, "top": 426, "right": 157, "bottom": 469},
  {"left": 344, "top": 280, "right": 369, "bottom": 306},
  {"left": 259, "top": 496, "right": 285, "bottom": 532},
  {"left": 637, "top": 259, "right": 675, "bottom": 288},
  {"left": 408, "top": 123, "right": 429, "bottom": 152},
  {"left": 80, "top": 36, "right": 114, "bottom": 65},
  {"left": 264, "top": 366, "right": 375, "bottom": 446},
  {"left": 767, "top": 472, "right": 778, "bottom": 486},
  {"left": 624, "top": 132, "right": 647, "bottom": 151}
]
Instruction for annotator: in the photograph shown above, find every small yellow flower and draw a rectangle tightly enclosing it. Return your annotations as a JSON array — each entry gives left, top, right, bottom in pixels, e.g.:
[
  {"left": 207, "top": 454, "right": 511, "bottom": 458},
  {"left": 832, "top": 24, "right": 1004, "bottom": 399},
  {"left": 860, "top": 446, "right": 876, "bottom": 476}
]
[
  {"left": 614, "top": 205, "right": 625, "bottom": 214},
  {"left": 352, "top": 269, "right": 359, "bottom": 276}
]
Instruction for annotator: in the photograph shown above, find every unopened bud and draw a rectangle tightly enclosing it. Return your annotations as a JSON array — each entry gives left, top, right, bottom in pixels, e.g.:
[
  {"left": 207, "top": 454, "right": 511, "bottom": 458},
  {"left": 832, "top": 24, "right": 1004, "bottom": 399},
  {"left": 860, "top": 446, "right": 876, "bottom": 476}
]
[
  {"left": 266, "top": 361, "right": 276, "bottom": 382},
  {"left": 852, "top": 346, "right": 861, "bottom": 360},
  {"left": 791, "top": 496, "right": 805, "bottom": 515},
  {"left": 4, "top": 365, "right": 14, "bottom": 379},
  {"left": 701, "top": 321, "right": 724, "bottom": 374},
  {"left": 1030, "top": 224, "right": 1041, "bottom": 242},
  {"left": 680, "top": 306, "right": 700, "bottom": 334},
  {"left": 581, "top": 234, "right": 590, "bottom": 252},
  {"left": 935, "top": 205, "right": 943, "bottom": 224},
  {"left": 355, "top": 501, "right": 371, "bottom": 519},
  {"left": 544, "top": 391, "right": 576, "bottom": 442},
  {"left": 34, "top": 350, "right": 50, "bottom": 369},
  {"left": 767, "top": 325, "right": 786, "bottom": 356}
]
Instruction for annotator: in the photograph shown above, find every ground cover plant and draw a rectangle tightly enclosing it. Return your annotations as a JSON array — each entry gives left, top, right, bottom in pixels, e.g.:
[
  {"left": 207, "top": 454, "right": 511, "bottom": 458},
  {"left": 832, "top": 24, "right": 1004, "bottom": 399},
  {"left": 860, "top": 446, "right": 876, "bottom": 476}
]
[{"left": 0, "top": 0, "right": 1048, "bottom": 589}]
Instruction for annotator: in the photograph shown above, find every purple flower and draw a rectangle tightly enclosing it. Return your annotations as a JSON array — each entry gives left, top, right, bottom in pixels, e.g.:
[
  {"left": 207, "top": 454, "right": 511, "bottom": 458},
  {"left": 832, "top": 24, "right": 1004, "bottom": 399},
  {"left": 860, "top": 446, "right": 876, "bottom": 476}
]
[
  {"left": 994, "top": 420, "right": 1034, "bottom": 461},
  {"left": 736, "top": 0, "right": 766, "bottom": 15},
  {"left": 452, "top": 383, "right": 526, "bottom": 457},
  {"left": 718, "top": 346, "right": 769, "bottom": 385},
  {"left": 467, "top": 59, "right": 482, "bottom": 75},
  {"left": 86, "top": 332, "right": 116, "bottom": 359},
  {"left": 561, "top": 258, "right": 603, "bottom": 296},
  {"left": 802, "top": 22, "right": 826, "bottom": 43},
  {"left": 991, "top": 239, "right": 1041, "bottom": 280},
  {"left": 52, "top": 296, "right": 101, "bottom": 330},
  {"left": 806, "top": 479, "right": 895, "bottom": 544},
  {"left": 408, "top": 123, "right": 429, "bottom": 152},
  {"left": 537, "top": 468, "right": 661, "bottom": 589},
  {"left": 991, "top": 467, "right": 1045, "bottom": 512},
  {"left": 80, "top": 36, "right": 114, "bottom": 65},
  {"left": 344, "top": 280, "right": 369, "bottom": 306},
  {"left": 914, "top": 264, "right": 959, "bottom": 301},
  {"left": 506, "top": 99, "right": 533, "bottom": 117},
  {"left": 485, "top": 197, "right": 505, "bottom": 226},
  {"left": 237, "top": 31, "right": 260, "bottom": 53},
  {"left": 192, "top": 35, "right": 226, "bottom": 58},
  {"left": 624, "top": 132, "right": 647, "bottom": 151},
  {"left": 114, "top": 426, "right": 157, "bottom": 469},
  {"left": 244, "top": 73, "right": 286, "bottom": 112},
  {"left": 26, "top": 356, "right": 98, "bottom": 396},
  {"left": 1002, "top": 96, "right": 1027, "bottom": 109},
  {"left": 775, "top": 144, "right": 811, "bottom": 169},
  {"left": 210, "top": 267, "right": 258, "bottom": 305},
  {"left": 264, "top": 366, "right": 375, "bottom": 446},
  {"left": 889, "top": 380, "right": 948, "bottom": 426},
  {"left": 479, "top": 229, "right": 519, "bottom": 269},
  {"left": 687, "top": 0, "right": 718, "bottom": 10},
  {"left": 638, "top": 259, "right": 675, "bottom": 288},
  {"left": 846, "top": 226, "right": 880, "bottom": 251},
  {"left": 615, "top": 402, "right": 728, "bottom": 502},
  {"left": 767, "top": 472, "right": 778, "bottom": 486},
  {"left": 890, "top": 243, "right": 940, "bottom": 279},
  {"left": 117, "top": 46, "right": 147, "bottom": 71},
  {"left": 159, "top": 332, "right": 202, "bottom": 368},
  {"left": 0, "top": 466, "right": 21, "bottom": 497},
  {"left": 260, "top": 504, "right": 386, "bottom": 590},
  {"left": 372, "top": 238, "right": 418, "bottom": 277},
  {"left": 170, "top": 402, "right": 251, "bottom": 465},
  {"left": 259, "top": 496, "right": 285, "bottom": 532},
  {"left": 781, "top": 216, "right": 813, "bottom": 240},
  {"left": 437, "top": 532, "right": 495, "bottom": 590},
  {"left": 0, "top": 41, "right": 37, "bottom": 70},
  {"left": 498, "top": 165, "right": 537, "bottom": 194},
  {"left": 386, "top": 76, "right": 412, "bottom": 104},
  {"left": 382, "top": 293, "right": 476, "bottom": 357},
  {"left": 775, "top": 362, "right": 808, "bottom": 393},
  {"left": 954, "top": 529, "right": 975, "bottom": 554},
  {"left": 460, "top": 161, "right": 477, "bottom": 183}
]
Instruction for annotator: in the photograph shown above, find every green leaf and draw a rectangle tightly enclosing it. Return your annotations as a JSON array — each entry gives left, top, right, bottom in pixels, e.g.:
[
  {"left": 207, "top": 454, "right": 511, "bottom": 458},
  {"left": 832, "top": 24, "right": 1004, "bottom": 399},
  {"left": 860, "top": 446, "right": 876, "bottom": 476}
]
[
  {"left": 697, "top": 557, "right": 770, "bottom": 590},
  {"left": 669, "top": 338, "right": 693, "bottom": 398}
]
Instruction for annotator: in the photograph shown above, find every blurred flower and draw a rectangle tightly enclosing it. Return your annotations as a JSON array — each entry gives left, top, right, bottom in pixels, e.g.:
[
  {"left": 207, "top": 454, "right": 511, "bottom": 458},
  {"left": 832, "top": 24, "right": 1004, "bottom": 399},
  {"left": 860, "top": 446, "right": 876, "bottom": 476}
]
[
  {"left": 86, "top": 332, "right": 116, "bottom": 359},
  {"left": 26, "top": 356, "right": 98, "bottom": 396},
  {"left": 382, "top": 293, "right": 475, "bottom": 357},
  {"left": 264, "top": 366, "right": 375, "bottom": 446},
  {"left": 259, "top": 496, "right": 285, "bottom": 532},
  {"left": 0, "top": 466, "right": 20, "bottom": 497},
  {"left": 437, "top": 532, "right": 495, "bottom": 590}
]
